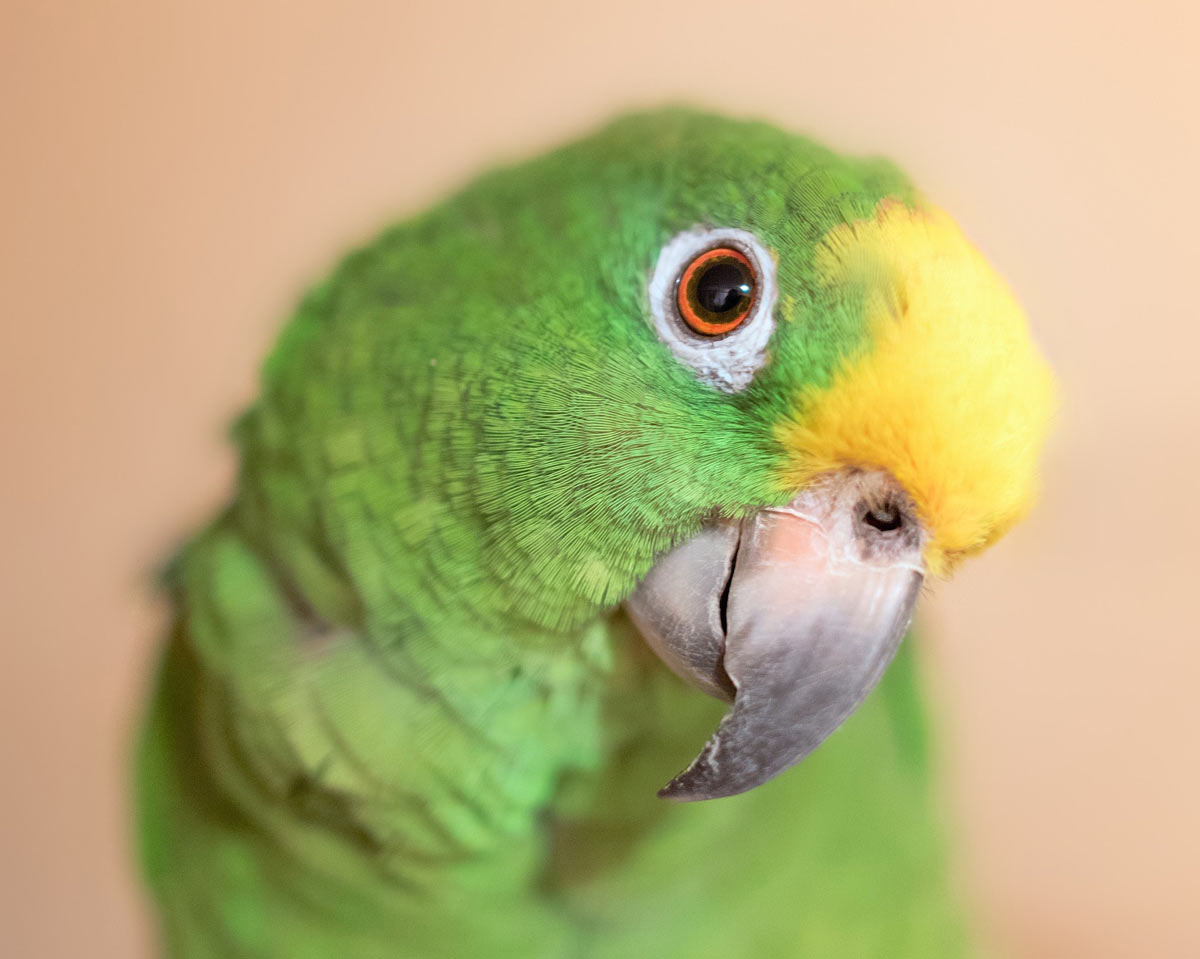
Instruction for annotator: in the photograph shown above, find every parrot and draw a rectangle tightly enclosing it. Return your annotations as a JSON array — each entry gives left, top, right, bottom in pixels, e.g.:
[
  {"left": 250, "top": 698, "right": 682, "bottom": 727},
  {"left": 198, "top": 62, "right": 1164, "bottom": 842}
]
[{"left": 135, "top": 108, "right": 1055, "bottom": 958}]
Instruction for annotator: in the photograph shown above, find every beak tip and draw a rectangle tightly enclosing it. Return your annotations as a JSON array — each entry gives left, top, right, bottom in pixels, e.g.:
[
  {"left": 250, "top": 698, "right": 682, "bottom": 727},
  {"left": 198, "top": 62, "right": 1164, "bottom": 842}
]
[
  {"left": 657, "top": 775, "right": 751, "bottom": 803},
  {"left": 656, "top": 753, "right": 745, "bottom": 802},
  {"left": 656, "top": 779, "right": 705, "bottom": 802}
]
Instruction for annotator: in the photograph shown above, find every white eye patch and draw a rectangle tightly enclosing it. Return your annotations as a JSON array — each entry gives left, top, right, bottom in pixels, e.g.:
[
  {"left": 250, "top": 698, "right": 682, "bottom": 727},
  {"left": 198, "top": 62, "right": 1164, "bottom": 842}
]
[{"left": 647, "top": 227, "right": 778, "bottom": 392}]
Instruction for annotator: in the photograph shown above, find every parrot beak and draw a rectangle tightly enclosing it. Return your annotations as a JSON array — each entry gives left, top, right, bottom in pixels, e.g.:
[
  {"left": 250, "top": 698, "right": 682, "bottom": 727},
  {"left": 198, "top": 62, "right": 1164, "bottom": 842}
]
[{"left": 625, "top": 470, "right": 925, "bottom": 801}]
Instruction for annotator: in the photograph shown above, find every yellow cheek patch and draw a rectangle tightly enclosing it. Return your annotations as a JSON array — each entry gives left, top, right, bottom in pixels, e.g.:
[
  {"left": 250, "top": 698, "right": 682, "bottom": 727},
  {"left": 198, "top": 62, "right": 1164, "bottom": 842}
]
[{"left": 777, "top": 201, "right": 1056, "bottom": 576}]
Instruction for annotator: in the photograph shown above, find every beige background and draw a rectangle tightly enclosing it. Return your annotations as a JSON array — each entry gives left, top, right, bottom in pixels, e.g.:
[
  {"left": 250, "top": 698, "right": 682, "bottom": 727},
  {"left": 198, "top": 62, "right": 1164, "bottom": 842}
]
[{"left": 3, "top": 2, "right": 1198, "bottom": 956}]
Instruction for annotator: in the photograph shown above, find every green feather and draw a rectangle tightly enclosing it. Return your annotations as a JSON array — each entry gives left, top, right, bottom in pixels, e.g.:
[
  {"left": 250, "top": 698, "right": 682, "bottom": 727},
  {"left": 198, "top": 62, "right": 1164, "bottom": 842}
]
[{"left": 136, "top": 108, "right": 966, "bottom": 957}]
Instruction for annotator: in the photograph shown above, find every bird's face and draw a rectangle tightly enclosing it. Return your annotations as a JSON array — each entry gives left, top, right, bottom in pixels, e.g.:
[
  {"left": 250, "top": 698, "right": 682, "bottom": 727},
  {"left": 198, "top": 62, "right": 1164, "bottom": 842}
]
[
  {"left": 421, "top": 113, "right": 1053, "bottom": 800},
  {"left": 593, "top": 118, "right": 1056, "bottom": 800}
]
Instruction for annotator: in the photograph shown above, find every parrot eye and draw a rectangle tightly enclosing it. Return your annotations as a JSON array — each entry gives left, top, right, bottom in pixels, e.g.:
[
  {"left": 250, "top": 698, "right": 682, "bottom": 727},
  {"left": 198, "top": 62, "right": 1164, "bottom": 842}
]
[
  {"left": 677, "top": 248, "right": 757, "bottom": 336},
  {"left": 648, "top": 227, "right": 778, "bottom": 393}
]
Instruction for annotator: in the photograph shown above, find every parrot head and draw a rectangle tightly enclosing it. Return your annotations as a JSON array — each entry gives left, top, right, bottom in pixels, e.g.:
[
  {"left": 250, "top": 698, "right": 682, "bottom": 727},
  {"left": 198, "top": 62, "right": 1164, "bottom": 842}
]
[
  {"left": 623, "top": 189, "right": 1056, "bottom": 799},
  {"left": 464, "top": 110, "right": 1053, "bottom": 800},
  {"left": 279, "top": 109, "right": 1055, "bottom": 802}
]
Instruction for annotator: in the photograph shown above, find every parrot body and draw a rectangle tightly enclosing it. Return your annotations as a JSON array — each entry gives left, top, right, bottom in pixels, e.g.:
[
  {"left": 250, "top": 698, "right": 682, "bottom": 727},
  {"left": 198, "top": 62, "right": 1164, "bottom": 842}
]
[{"left": 137, "top": 110, "right": 1053, "bottom": 957}]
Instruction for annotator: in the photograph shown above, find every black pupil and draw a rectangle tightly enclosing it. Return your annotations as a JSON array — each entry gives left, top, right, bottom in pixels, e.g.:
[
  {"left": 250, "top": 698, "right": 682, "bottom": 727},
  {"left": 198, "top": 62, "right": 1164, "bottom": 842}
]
[{"left": 695, "top": 261, "right": 751, "bottom": 314}]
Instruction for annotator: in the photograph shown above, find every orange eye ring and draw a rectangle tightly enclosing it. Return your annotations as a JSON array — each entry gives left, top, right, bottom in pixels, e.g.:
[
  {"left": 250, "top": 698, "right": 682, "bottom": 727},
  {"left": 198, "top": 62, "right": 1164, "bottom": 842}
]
[{"left": 676, "top": 246, "right": 758, "bottom": 336}]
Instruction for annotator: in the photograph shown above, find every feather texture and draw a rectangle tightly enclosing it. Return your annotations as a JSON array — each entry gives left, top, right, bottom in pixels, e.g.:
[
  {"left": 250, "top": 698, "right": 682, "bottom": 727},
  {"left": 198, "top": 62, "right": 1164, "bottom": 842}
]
[{"left": 136, "top": 108, "right": 1050, "bottom": 956}]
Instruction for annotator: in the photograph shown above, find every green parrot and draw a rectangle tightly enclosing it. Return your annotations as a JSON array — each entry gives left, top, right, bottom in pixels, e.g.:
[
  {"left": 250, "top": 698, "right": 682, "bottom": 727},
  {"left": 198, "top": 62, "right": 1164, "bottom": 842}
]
[{"left": 136, "top": 109, "right": 1055, "bottom": 958}]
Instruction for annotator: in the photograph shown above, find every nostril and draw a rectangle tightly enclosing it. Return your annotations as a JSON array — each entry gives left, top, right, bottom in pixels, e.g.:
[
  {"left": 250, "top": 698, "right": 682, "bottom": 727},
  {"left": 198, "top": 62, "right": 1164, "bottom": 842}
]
[{"left": 862, "top": 506, "right": 903, "bottom": 533}]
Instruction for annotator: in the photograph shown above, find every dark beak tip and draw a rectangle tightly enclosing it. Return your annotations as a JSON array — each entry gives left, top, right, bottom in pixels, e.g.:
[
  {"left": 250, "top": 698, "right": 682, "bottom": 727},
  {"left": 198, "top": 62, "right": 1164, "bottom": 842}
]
[
  {"left": 658, "top": 777, "right": 753, "bottom": 803},
  {"left": 656, "top": 758, "right": 754, "bottom": 802},
  {"left": 656, "top": 760, "right": 715, "bottom": 801},
  {"left": 656, "top": 780, "right": 707, "bottom": 802}
]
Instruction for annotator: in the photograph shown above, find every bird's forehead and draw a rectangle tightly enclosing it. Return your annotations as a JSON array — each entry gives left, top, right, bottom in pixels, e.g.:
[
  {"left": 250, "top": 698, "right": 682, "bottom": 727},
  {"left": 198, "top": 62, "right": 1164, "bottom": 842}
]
[{"left": 774, "top": 200, "right": 1056, "bottom": 574}]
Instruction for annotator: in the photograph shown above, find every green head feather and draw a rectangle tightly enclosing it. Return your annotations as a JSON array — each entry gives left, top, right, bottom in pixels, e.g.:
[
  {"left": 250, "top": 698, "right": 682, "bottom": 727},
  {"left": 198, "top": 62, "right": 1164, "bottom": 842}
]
[
  {"left": 238, "top": 110, "right": 934, "bottom": 639},
  {"left": 140, "top": 108, "right": 1053, "bottom": 958}
]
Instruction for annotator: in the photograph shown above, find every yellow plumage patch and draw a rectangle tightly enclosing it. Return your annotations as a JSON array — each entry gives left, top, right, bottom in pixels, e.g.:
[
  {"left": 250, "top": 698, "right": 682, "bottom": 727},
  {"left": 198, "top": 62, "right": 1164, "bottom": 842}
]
[{"left": 777, "top": 201, "right": 1056, "bottom": 576}]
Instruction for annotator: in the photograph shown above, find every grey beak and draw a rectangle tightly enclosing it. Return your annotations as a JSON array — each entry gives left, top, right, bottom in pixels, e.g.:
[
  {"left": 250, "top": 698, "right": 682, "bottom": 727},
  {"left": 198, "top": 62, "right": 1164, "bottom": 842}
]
[{"left": 626, "top": 471, "right": 925, "bottom": 801}]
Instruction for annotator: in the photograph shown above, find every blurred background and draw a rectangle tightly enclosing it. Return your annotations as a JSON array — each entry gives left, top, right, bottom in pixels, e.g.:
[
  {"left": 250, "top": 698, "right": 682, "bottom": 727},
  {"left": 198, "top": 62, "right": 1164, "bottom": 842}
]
[{"left": 3, "top": 2, "right": 1198, "bottom": 956}]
